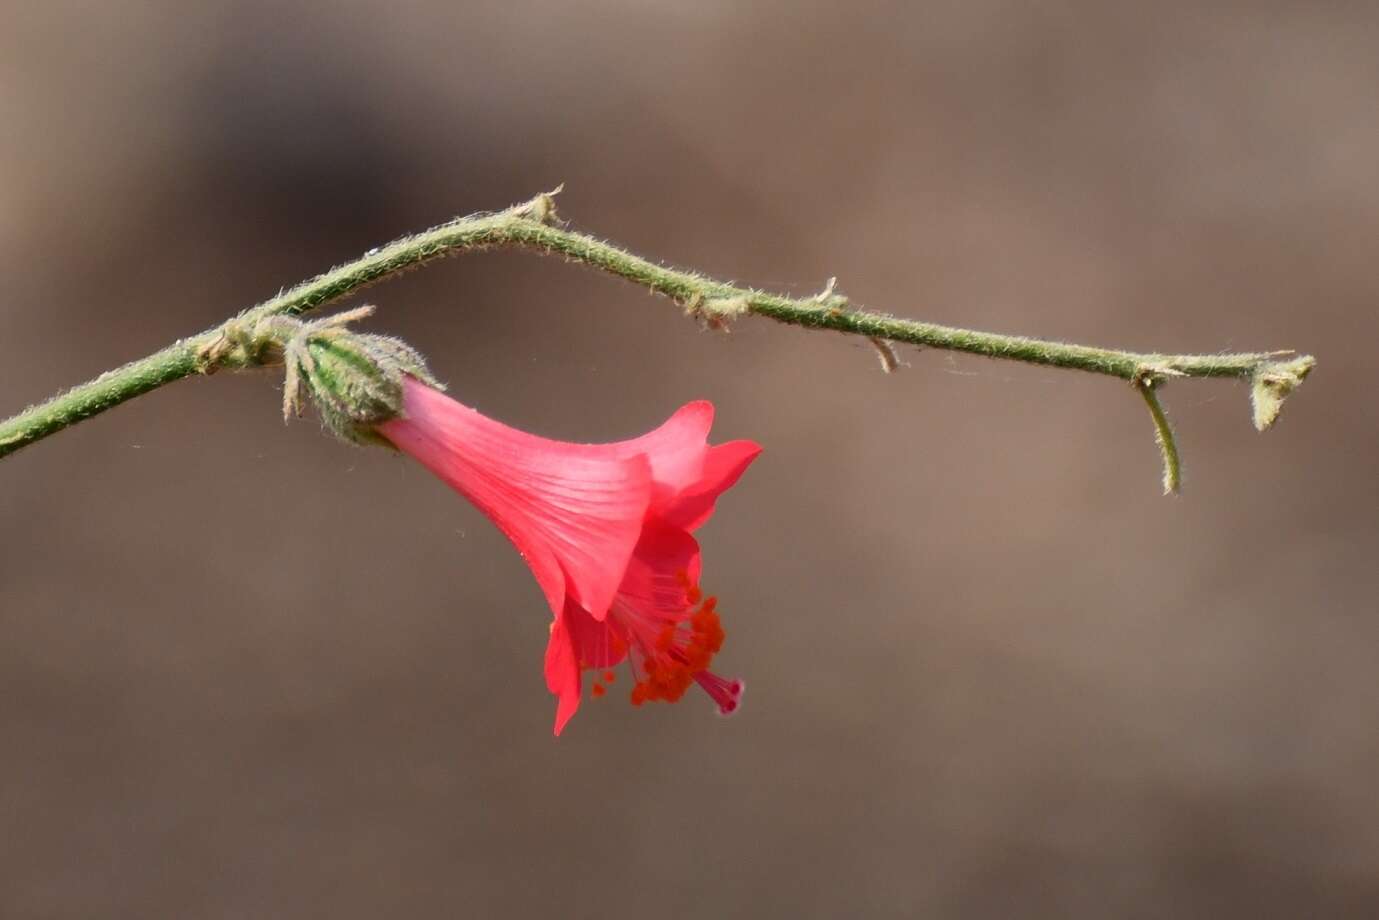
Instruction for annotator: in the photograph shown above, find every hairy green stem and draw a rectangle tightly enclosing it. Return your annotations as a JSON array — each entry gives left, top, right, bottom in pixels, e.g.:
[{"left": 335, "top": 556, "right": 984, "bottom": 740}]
[
  {"left": 1136, "top": 380, "right": 1182, "bottom": 495},
  {"left": 0, "top": 337, "right": 212, "bottom": 457},
  {"left": 0, "top": 190, "right": 1314, "bottom": 470}
]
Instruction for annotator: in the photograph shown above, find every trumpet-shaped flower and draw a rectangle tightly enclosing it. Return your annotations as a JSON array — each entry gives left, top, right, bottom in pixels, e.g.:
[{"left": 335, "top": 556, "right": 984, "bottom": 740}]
[{"left": 377, "top": 379, "right": 761, "bottom": 734}]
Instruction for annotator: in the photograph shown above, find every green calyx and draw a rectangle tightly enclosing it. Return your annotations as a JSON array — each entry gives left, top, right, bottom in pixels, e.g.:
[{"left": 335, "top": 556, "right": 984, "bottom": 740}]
[{"left": 274, "top": 306, "right": 441, "bottom": 445}]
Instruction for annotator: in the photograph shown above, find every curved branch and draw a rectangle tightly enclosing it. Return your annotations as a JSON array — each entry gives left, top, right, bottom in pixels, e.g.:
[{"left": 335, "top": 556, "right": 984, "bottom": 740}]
[{"left": 0, "top": 190, "right": 1315, "bottom": 471}]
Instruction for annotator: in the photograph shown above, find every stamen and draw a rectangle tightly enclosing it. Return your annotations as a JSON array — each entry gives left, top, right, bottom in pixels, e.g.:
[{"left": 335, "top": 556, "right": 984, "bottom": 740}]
[
  {"left": 629, "top": 595, "right": 734, "bottom": 710},
  {"left": 675, "top": 569, "right": 704, "bottom": 604}
]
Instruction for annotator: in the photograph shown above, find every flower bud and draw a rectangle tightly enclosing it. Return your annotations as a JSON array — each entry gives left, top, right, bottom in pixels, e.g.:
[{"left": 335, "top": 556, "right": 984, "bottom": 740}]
[{"left": 277, "top": 310, "right": 440, "bottom": 446}]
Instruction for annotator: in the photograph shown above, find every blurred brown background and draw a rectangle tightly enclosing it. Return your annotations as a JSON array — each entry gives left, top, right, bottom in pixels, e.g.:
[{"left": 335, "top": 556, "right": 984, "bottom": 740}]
[{"left": 2, "top": 1, "right": 1377, "bottom": 917}]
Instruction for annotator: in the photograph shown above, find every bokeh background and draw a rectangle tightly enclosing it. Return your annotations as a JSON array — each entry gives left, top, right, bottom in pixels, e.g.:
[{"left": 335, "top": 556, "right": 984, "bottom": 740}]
[{"left": 2, "top": 2, "right": 1377, "bottom": 916}]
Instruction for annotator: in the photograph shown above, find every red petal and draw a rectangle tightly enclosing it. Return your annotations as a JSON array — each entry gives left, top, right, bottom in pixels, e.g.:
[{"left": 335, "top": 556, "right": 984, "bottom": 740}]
[
  {"left": 544, "top": 614, "right": 581, "bottom": 736},
  {"left": 564, "top": 598, "right": 629, "bottom": 669},
  {"left": 602, "top": 403, "right": 761, "bottom": 526},
  {"left": 616, "top": 518, "right": 703, "bottom": 619},
  {"left": 380, "top": 381, "right": 653, "bottom": 619},
  {"left": 597, "top": 401, "right": 717, "bottom": 518},
  {"left": 661, "top": 439, "right": 763, "bottom": 531}
]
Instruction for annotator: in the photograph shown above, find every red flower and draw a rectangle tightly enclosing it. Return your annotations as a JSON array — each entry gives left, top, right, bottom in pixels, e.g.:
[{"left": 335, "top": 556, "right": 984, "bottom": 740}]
[{"left": 377, "top": 379, "right": 762, "bottom": 735}]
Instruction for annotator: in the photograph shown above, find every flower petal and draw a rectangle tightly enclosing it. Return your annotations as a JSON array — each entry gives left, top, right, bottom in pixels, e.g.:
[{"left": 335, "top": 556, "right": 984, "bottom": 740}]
[
  {"left": 661, "top": 439, "right": 763, "bottom": 531},
  {"left": 609, "top": 400, "right": 715, "bottom": 499},
  {"left": 602, "top": 403, "right": 761, "bottom": 525},
  {"left": 616, "top": 517, "right": 703, "bottom": 619},
  {"left": 564, "top": 598, "right": 628, "bottom": 669},
  {"left": 544, "top": 614, "right": 581, "bottom": 736},
  {"left": 379, "top": 380, "right": 653, "bottom": 619}
]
